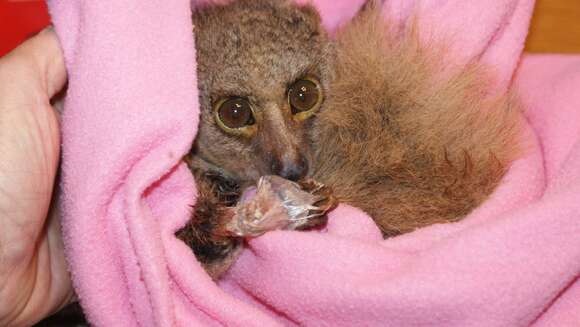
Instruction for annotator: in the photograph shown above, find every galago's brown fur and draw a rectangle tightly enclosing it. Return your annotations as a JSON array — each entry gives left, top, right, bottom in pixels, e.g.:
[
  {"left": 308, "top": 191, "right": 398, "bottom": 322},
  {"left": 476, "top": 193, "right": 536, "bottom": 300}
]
[
  {"left": 177, "top": 0, "right": 521, "bottom": 277},
  {"left": 310, "top": 4, "right": 521, "bottom": 236}
]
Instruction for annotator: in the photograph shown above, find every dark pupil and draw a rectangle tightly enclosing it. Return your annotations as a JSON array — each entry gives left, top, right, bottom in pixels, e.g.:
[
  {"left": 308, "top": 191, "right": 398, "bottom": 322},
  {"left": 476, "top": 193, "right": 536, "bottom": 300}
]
[
  {"left": 289, "top": 80, "right": 319, "bottom": 113},
  {"left": 219, "top": 98, "right": 253, "bottom": 129}
]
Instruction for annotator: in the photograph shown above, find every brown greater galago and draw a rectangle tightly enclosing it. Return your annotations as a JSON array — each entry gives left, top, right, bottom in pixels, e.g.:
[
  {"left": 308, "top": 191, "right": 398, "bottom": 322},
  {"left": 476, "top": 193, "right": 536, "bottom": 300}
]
[{"left": 177, "top": 0, "right": 522, "bottom": 278}]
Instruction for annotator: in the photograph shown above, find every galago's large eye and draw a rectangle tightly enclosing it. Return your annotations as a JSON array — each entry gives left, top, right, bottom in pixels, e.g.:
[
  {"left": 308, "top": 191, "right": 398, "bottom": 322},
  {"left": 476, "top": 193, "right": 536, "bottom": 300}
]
[
  {"left": 287, "top": 78, "right": 322, "bottom": 120},
  {"left": 214, "top": 97, "right": 256, "bottom": 136}
]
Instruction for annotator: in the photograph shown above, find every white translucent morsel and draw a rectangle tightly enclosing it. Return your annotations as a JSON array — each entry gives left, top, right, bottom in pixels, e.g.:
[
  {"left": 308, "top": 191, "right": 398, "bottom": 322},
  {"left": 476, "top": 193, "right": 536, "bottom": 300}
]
[{"left": 225, "top": 175, "right": 326, "bottom": 237}]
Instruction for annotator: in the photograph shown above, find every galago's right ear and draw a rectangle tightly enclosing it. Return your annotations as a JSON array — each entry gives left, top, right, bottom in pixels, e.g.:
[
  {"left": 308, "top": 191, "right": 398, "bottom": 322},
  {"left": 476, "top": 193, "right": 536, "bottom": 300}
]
[{"left": 353, "top": 0, "right": 383, "bottom": 21}]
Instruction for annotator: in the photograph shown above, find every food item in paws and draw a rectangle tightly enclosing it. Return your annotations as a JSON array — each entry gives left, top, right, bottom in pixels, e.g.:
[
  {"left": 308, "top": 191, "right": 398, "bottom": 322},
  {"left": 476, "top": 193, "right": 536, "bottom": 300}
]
[{"left": 227, "top": 176, "right": 335, "bottom": 237}]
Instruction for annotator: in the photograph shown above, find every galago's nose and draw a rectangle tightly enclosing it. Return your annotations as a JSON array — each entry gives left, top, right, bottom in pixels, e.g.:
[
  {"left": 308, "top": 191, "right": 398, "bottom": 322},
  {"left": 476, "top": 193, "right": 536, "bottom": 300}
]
[{"left": 270, "top": 154, "right": 308, "bottom": 181}]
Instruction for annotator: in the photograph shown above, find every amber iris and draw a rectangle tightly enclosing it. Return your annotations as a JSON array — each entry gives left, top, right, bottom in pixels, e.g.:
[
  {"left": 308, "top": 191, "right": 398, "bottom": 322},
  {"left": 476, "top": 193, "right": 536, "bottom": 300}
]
[
  {"left": 288, "top": 79, "right": 321, "bottom": 114},
  {"left": 217, "top": 97, "right": 255, "bottom": 129}
]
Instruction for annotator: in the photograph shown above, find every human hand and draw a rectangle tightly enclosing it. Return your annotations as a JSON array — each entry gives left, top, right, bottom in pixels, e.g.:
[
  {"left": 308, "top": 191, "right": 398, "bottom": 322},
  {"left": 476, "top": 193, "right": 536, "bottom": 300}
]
[{"left": 0, "top": 28, "right": 72, "bottom": 326}]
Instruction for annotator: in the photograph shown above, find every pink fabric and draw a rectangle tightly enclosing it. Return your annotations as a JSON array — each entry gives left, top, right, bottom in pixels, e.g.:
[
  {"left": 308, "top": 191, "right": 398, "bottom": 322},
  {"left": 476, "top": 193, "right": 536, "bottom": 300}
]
[{"left": 48, "top": 0, "right": 580, "bottom": 325}]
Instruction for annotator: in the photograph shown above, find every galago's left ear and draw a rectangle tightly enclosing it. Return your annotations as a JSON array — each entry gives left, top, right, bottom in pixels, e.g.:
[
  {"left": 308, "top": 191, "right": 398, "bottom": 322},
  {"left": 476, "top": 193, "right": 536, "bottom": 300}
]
[
  {"left": 296, "top": 3, "right": 321, "bottom": 24},
  {"left": 286, "top": 2, "right": 325, "bottom": 39}
]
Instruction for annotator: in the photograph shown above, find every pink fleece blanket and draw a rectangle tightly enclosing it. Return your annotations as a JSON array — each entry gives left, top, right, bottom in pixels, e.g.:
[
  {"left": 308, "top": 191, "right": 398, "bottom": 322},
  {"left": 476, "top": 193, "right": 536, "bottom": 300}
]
[{"left": 49, "top": 0, "right": 580, "bottom": 325}]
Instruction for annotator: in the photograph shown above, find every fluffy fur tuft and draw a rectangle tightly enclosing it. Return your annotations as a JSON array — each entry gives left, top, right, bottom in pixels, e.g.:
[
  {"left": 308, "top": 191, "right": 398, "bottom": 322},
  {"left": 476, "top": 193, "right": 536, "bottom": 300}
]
[{"left": 310, "top": 3, "right": 522, "bottom": 236}]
